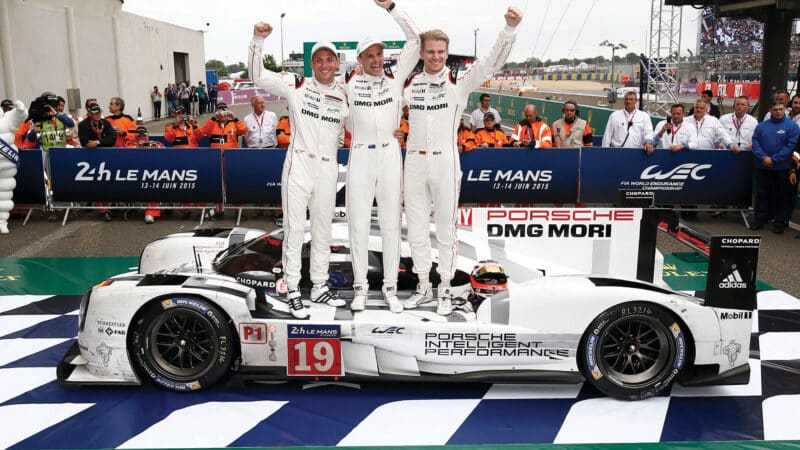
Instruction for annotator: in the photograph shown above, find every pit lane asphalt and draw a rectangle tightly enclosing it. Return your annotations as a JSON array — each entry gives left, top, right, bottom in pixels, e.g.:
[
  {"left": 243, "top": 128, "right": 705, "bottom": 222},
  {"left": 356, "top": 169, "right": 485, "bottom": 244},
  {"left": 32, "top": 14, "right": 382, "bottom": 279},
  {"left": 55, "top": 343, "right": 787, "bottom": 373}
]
[{"left": 2, "top": 101, "right": 799, "bottom": 297}]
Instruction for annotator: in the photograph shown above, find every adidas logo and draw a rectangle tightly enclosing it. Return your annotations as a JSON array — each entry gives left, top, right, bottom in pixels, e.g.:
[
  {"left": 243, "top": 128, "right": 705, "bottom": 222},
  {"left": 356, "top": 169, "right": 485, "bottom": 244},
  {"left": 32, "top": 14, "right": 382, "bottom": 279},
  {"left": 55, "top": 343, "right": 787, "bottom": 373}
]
[{"left": 718, "top": 269, "right": 748, "bottom": 289}]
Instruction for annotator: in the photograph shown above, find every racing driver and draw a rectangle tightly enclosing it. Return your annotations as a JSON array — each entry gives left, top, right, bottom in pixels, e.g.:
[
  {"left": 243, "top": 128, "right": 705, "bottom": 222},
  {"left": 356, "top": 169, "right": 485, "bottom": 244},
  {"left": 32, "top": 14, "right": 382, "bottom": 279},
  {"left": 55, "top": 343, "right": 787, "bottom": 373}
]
[
  {"left": 402, "top": 6, "right": 522, "bottom": 316},
  {"left": 249, "top": 24, "right": 349, "bottom": 319},
  {"left": 346, "top": 0, "right": 420, "bottom": 314}
]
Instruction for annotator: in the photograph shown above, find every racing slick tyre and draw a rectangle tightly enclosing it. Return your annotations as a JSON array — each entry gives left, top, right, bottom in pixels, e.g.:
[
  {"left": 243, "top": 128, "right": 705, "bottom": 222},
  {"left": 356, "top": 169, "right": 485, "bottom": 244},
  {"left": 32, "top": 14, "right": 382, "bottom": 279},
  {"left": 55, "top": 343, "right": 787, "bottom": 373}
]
[
  {"left": 579, "top": 302, "right": 687, "bottom": 400},
  {"left": 129, "top": 296, "right": 236, "bottom": 392}
]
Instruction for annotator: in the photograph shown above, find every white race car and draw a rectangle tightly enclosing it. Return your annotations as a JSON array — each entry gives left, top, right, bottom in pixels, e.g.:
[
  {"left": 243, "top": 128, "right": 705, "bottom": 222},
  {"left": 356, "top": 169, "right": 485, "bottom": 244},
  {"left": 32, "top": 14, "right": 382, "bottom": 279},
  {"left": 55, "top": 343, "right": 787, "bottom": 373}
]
[{"left": 58, "top": 208, "right": 758, "bottom": 400}]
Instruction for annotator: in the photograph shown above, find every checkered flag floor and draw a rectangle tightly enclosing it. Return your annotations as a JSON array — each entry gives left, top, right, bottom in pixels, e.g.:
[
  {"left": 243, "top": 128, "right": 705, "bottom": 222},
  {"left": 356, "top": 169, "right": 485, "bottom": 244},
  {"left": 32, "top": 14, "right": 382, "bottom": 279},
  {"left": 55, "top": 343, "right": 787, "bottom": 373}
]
[{"left": 1, "top": 288, "right": 799, "bottom": 448}]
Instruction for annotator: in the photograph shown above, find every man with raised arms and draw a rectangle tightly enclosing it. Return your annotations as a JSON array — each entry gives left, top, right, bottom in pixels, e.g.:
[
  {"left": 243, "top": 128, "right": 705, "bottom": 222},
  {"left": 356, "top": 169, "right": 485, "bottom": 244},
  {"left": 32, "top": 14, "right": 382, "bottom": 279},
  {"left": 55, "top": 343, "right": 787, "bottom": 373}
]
[
  {"left": 346, "top": 0, "right": 420, "bottom": 313},
  {"left": 249, "top": 23, "right": 349, "bottom": 319},
  {"left": 402, "top": 6, "right": 522, "bottom": 315}
]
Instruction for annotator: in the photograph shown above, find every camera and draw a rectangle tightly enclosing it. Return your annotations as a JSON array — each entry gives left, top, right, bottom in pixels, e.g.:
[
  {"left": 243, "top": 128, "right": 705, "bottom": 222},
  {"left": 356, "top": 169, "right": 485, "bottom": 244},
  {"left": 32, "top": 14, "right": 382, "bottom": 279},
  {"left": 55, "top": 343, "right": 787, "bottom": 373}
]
[
  {"left": 179, "top": 115, "right": 190, "bottom": 122},
  {"left": 28, "top": 93, "right": 60, "bottom": 123}
]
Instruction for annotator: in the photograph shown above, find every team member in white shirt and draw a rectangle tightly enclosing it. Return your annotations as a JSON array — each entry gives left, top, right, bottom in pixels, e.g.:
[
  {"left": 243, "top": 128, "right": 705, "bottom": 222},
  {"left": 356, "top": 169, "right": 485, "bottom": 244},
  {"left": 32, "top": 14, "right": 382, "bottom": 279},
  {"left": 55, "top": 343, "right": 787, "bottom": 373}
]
[
  {"left": 243, "top": 96, "right": 278, "bottom": 148},
  {"left": 719, "top": 96, "right": 758, "bottom": 151},
  {"left": 601, "top": 91, "right": 654, "bottom": 153},
  {"left": 654, "top": 103, "right": 697, "bottom": 151},
  {"left": 470, "top": 93, "right": 502, "bottom": 130},
  {"left": 684, "top": 99, "right": 737, "bottom": 151}
]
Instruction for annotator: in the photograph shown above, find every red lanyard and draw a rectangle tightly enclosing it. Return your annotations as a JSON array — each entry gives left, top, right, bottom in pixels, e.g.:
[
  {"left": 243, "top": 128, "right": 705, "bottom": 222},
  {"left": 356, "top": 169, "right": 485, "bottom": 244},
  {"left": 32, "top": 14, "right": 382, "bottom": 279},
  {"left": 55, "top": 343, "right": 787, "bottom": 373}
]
[
  {"left": 732, "top": 115, "right": 743, "bottom": 140},
  {"left": 694, "top": 117, "right": 704, "bottom": 134}
]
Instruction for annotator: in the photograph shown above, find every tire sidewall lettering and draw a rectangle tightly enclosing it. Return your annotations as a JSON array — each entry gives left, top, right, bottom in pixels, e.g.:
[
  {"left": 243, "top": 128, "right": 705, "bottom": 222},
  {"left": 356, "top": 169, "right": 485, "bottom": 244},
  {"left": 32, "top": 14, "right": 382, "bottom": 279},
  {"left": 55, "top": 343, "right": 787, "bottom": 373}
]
[
  {"left": 582, "top": 302, "right": 682, "bottom": 400},
  {"left": 130, "top": 297, "right": 235, "bottom": 392}
]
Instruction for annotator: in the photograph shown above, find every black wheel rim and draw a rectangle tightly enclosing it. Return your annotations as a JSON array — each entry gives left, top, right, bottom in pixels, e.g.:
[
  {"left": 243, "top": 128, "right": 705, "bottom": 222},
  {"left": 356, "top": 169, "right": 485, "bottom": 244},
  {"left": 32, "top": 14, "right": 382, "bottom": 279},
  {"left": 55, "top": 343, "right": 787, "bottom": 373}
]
[
  {"left": 147, "top": 309, "right": 217, "bottom": 380},
  {"left": 597, "top": 315, "right": 672, "bottom": 386}
]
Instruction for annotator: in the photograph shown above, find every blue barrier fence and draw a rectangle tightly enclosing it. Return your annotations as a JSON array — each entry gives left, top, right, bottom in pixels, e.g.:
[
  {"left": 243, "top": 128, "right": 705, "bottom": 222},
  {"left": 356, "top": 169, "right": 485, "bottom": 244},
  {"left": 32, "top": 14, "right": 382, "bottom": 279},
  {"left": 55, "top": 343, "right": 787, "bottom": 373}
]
[
  {"left": 49, "top": 148, "right": 224, "bottom": 203},
  {"left": 579, "top": 148, "right": 754, "bottom": 205},
  {"left": 14, "top": 146, "right": 754, "bottom": 208},
  {"left": 460, "top": 148, "right": 580, "bottom": 203},
  {"left": 13, "top": 150, "right": 47, "bottom": 205}
]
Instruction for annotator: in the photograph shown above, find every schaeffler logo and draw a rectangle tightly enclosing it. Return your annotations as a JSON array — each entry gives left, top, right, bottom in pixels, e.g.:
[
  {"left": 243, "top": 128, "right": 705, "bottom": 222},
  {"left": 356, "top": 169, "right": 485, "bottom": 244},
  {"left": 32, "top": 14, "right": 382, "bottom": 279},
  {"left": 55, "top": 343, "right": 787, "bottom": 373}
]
[
  {"left": 640, "top": 163, "right": 712, "bottom": 181},
  {"left": 719, "top": 267, "right": 747, "bottom": 289}
]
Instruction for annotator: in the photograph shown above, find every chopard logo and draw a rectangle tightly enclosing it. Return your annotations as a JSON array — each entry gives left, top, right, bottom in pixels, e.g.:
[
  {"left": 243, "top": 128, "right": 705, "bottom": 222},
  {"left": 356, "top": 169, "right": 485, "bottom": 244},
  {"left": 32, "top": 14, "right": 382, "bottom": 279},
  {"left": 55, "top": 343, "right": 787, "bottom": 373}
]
[{"left": 640, "top": 163, "right": 711, "bottom": 181}]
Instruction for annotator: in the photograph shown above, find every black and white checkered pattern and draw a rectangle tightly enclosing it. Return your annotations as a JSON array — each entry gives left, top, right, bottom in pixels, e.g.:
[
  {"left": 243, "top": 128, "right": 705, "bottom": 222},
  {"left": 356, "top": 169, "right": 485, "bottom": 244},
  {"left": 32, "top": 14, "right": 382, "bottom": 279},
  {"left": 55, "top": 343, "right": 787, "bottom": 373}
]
[{"left": 1, "top": 289, "right": 799, "bottom": 448}]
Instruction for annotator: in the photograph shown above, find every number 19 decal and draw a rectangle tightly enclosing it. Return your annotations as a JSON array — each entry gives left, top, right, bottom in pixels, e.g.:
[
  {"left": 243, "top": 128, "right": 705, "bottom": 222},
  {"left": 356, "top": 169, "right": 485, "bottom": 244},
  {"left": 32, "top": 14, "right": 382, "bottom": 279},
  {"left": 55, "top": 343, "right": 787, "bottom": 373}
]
[{"left": 287, "top": 324, "right": 343, "bottom": 376}]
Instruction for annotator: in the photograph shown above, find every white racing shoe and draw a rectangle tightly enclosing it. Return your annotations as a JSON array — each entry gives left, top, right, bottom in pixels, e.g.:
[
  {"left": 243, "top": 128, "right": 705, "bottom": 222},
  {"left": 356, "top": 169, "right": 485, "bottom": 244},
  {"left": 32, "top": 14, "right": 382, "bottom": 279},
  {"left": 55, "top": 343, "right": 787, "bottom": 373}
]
[
  {"left": 436, "top": 287, "right": 453, "bottom": 316},
  {"left": 286, "top": 290, "right": 309, "bottom": 319},
  {"left": 351, "top": 284, "right": 368, "bottom": 311},
  {"left": 383, "top": 285, "right": 403, "bottom": 314},
  {"left": 311, "top": 284, "right": 346, "bottom": 307},
  {"left": 403, "top": 283, "right": 433, "bottom": 309}
]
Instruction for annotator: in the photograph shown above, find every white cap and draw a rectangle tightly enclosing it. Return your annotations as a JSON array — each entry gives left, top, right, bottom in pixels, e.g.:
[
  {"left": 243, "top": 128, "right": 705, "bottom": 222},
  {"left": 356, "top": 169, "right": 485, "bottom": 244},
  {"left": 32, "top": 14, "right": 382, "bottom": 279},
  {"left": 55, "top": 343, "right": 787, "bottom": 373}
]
[
  {"left": 311, "top": 41, "right": 338, "bottom": 58},
  {"left": 356, "top": 37, "right": 386, "bottom": 56}
]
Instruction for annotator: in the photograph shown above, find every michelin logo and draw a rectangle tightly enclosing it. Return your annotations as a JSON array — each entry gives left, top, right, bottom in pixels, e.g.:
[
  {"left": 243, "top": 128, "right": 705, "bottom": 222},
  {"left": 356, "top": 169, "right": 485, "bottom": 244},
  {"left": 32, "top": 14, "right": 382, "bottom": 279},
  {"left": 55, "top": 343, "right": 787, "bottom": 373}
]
[
  {"left": 719, "top": 268, "right": 747, "bottom": 289},
  {"left": 640, "top": 163, "right": 711, "bottom": 181}
]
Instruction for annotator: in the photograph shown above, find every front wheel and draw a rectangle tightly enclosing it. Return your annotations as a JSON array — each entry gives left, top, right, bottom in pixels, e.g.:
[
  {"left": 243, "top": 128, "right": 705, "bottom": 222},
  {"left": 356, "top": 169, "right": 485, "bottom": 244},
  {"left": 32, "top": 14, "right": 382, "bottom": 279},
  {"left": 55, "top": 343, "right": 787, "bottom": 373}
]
[
  {"left": 579, "top": 302, "right": 687, "bottom": 400},
  {"left": 129, "top": 296, "right": 236, "bottom": 392}
]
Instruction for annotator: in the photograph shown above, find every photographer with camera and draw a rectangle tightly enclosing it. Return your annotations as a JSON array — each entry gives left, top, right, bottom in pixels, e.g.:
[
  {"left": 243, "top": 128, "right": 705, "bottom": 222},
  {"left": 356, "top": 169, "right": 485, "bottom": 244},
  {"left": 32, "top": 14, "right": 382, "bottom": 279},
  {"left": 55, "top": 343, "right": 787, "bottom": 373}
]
[
  {"left": 200, "top": 103, "right": 246, "bottom": 149},
  {"left": 26, "top": 93, "right": 75, "bottom": 152},
  {"left": 164, "top": 105, "right": 203, "bottom": 148}
]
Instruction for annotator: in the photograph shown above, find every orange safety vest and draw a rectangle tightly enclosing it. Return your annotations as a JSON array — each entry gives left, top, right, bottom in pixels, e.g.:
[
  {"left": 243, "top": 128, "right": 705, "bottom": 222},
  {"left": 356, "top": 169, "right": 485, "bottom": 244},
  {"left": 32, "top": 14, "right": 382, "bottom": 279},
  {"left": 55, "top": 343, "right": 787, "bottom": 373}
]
[
  {"left": 201, "top": 118, "right": 247, "bottom": 149},
  {"left": 475, "top": 127, "right": 510, "bottom": 148},
  {"left": 276, "top": 116, "right": 291, "bottom": 148},
  {"left": 511, "top": 119, "right": 553, "bottom": 148},
  {"left": 105, "top": 114, "right": 138, "bottom": 147}
]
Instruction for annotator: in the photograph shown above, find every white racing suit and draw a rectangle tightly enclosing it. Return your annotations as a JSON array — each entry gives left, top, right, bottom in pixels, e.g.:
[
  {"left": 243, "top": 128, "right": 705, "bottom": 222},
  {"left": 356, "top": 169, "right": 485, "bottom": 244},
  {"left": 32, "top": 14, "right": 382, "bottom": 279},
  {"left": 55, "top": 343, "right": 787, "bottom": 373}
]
[
  {"left": 0, "top": 100, "right": 27, "bottom": 234},
  {"left": 249, "top": 38, "right": 349, "bottom": 291},
  {"left": 345, "top": 8, "right": 420, "bottom": 292},
  {"left": 403, "top": 25, "right": 517, "bottom": 288}
]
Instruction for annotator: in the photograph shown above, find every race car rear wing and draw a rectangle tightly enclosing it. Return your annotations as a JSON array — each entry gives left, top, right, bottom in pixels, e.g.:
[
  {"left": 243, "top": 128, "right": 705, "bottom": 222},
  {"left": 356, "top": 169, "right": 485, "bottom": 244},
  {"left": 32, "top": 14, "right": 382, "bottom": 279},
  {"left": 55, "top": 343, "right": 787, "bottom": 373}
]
[
  {"left": 652, "top": 212, "right": 760, "bottom": 311},
  {"left": 703, "top": 236, "right": 760, "bottom": 311}
]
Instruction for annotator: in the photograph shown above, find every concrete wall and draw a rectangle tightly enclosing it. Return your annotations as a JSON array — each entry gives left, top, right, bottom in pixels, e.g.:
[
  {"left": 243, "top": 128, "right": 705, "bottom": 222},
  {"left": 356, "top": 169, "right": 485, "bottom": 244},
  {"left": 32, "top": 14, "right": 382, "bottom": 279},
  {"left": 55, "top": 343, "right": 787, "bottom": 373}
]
[{"left": 0, "top": 0, "right": 204, "bottom": 120}]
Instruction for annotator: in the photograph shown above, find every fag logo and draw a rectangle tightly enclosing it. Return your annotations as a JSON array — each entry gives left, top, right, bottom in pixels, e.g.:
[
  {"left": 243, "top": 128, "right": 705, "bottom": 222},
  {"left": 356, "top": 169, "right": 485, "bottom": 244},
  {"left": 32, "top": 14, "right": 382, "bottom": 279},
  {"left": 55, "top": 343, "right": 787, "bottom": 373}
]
[
  {"left": 640, "top": 163, "right": 711, "bottom": 181},
  {"left": 719, "top": 268, "right": 747, "bottom": 289}
]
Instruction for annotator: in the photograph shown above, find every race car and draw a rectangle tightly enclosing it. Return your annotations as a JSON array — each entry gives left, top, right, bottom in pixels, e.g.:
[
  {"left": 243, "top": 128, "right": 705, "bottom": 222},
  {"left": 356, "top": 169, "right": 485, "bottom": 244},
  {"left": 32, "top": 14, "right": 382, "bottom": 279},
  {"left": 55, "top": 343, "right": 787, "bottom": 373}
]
[{"left": 58, "top": 208, "right": 759, "bottom": 400}]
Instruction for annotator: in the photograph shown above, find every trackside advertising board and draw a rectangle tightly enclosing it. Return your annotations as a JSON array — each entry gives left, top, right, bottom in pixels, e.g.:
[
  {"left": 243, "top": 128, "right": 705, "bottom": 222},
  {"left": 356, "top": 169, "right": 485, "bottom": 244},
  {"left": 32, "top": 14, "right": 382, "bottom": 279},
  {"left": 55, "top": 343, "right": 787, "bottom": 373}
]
[
  {"left": 455, "top": 207, "right": 652, "bottom": 282},
  {"left": 224, "top": 149, "right": 285, "bottom": 204},
  {"left": 49, "top": 148, "right": 223, "bottom": 203},
  {"left": 13, "top": 150, "right": 47, "bottom": 204},
  {"left": 579, "top": 147, "right": 753, "bottom": 205},
  {"left": 459, "top": 148, "right": 579, "bottom": 203}
]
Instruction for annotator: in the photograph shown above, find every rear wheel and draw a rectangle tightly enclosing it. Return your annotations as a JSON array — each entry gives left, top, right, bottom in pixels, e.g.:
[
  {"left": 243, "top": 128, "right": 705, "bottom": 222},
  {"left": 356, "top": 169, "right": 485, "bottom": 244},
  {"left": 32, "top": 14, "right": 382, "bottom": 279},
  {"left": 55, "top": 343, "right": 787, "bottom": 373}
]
[
  {"left": 579, "top": 302, "right": 687, "bottom": 400},
  {"left": 130, "top": 296, "right": 236, "bottom": 391}
]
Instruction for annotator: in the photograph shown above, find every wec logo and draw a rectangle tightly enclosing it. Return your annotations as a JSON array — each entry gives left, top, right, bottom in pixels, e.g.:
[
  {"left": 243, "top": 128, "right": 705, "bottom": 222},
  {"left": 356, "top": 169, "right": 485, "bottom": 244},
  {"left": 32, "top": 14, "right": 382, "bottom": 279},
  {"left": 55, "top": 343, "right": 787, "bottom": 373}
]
[{"left": 640, "top": 163, "right": 711, "bottom": 181}]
